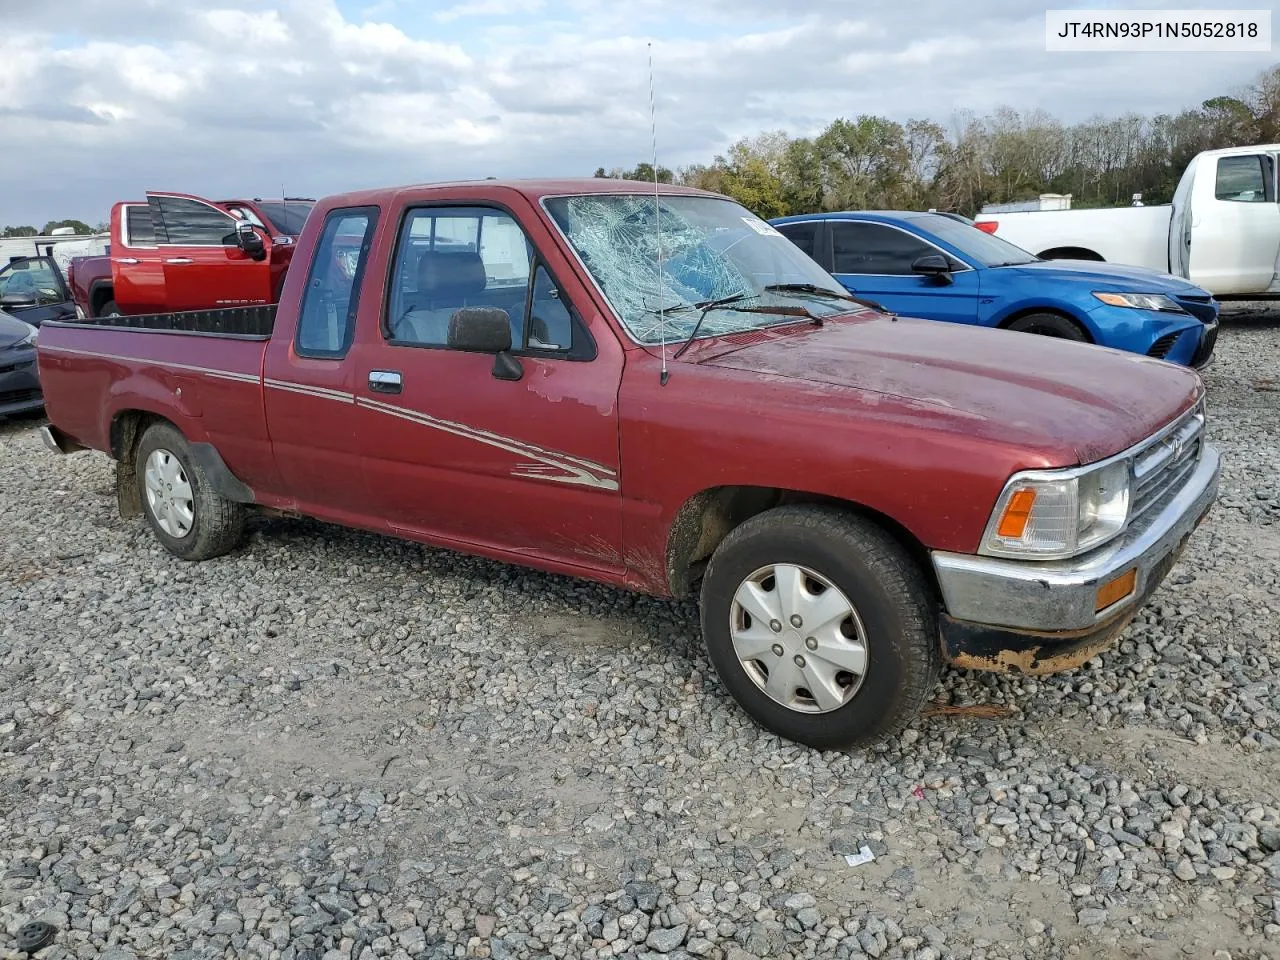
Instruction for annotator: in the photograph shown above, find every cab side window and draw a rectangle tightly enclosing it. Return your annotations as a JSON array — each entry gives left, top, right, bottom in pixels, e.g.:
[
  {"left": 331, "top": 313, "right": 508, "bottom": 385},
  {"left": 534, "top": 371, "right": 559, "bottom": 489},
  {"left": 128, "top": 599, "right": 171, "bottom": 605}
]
[
  {"left": 385, "top": 206, "right": 590, "bottom": 359},
  {"left": 296, "top": 208, "right": 378, "bottom": 358},
  {"left": 148, "top": 196, "right": 239, "bottom": 246},
  {"left": 1215, "top": 155, "right": 1276, "bottom": 203}
]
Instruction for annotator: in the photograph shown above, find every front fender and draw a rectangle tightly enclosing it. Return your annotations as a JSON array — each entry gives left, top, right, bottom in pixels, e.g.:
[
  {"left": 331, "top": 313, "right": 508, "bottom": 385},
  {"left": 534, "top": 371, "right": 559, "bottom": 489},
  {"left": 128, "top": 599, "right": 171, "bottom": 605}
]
[{"left": 986, "top": 295, "right": 1103, "bottom": 342}]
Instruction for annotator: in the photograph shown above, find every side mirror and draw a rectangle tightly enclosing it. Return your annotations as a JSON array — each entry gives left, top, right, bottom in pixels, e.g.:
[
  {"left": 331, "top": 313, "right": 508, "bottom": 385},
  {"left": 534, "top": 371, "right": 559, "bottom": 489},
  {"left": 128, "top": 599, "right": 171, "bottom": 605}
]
[
  {"left": 236, "top": 222, "right": 267, "bottom": 261},
  {"left": 447, "top": 307, "right": 522, "bottom": 381},
  {"left": 911, "top": 254, "right": 953, "bottom": 283},
  {"left": 0, "top": 293, "right": 37, "bottom": 310}
]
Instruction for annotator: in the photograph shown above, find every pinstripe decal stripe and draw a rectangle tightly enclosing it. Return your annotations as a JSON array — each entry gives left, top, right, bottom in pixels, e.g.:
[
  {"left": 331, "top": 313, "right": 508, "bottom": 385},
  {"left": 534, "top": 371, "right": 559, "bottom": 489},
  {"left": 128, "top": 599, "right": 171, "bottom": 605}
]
[
  {"left": 37, "top": 345, "right": 260, "bottom": 384},
  {"left": 357, "top": 395, "right": 619, "bottom": 491},
  {"left": 41, "top": 344, "right": 617, "bottom": 491}
]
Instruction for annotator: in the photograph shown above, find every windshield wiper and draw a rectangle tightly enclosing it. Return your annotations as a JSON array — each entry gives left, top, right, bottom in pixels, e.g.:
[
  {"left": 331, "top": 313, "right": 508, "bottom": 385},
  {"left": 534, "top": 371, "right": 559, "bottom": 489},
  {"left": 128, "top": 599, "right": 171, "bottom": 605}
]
[
  {"left": 762, "top": 282, "right": 855, "bottom": 301},
  {"left": 670, "top": 292, "right": 753, "bottom": 359}
]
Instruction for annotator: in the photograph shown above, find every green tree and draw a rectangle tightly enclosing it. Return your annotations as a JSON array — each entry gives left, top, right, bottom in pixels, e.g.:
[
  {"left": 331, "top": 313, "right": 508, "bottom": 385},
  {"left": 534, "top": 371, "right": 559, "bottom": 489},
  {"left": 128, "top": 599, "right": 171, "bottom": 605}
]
[
  {"left": 41, "top": 219, "right": 93, "bottom": 235},
  {"left": 2, "top": 225, "right": 39, "bottom": 238}
]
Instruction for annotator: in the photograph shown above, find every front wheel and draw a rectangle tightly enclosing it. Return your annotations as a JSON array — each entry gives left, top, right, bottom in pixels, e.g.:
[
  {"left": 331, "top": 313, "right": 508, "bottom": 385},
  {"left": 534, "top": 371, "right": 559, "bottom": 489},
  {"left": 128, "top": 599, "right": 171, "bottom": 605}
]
[
  {"left": 135, "top": 422, "right": 245, "bottom": 561},
  {"left": 699, "top": 506, "right": 941, "bottom": 749},
  {"left": 1005, "top": 312, "right": 1088, "bottom": 341},
  {"left": 98, "top": 300, "right": 120, "bottom": 319}
]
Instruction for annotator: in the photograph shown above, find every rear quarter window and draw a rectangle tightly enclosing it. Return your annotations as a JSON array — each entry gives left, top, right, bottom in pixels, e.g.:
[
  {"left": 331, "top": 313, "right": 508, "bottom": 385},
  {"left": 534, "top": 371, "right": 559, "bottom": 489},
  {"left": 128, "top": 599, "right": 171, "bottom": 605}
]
[{"left": 295, "top": 207, "right": 380, "bottom": 358}]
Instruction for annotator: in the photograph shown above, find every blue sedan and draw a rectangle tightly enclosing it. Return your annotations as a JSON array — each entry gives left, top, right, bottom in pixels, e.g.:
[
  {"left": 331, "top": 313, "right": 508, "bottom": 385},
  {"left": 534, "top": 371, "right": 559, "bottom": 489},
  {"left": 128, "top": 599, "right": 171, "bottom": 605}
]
[{"left": 769, "top": 211, "right": 1218, "bottom": 368}]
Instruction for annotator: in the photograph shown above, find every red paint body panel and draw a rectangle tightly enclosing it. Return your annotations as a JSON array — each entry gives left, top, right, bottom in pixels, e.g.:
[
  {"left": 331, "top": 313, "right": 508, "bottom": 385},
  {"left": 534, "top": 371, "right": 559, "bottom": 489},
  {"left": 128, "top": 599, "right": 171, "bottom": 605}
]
[
  {"left": 70, "top": 196, "right": 305, "bottom": 318},
  {"left": 37, "top": 178, "right": 1206, "bottom": 600}
]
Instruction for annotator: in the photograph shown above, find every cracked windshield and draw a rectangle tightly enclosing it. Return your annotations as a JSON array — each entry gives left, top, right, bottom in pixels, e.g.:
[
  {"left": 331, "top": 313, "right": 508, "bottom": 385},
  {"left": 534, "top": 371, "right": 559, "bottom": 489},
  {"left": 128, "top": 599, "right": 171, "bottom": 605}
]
[{"left": 544, "top": 194, "right": 857, "bottom": 344}]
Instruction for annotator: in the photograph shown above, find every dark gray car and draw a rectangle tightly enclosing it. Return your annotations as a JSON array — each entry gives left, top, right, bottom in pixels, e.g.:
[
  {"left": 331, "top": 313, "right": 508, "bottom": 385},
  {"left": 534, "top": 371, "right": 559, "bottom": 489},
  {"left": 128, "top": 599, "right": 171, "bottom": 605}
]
[{"left": 0, "top": 309, "right": 42, "bottom": 418}]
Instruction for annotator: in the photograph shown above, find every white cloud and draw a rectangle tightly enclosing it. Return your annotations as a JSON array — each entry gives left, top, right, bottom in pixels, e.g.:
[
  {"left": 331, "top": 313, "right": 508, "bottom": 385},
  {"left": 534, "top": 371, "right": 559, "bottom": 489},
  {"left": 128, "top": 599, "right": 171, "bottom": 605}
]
[{"left": 0, "top": 0, "right": 1273, "bottom": 225}]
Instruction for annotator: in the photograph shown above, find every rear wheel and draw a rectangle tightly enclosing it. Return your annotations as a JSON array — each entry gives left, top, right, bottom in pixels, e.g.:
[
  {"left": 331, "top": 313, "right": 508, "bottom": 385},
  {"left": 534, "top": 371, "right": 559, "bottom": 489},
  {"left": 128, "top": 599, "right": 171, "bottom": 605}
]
[
  {"left": 135, "top": 423, "right": 245, "bottom": 560},
  {"left": 1006, "top": 312, "right": 1088, "bottom": 341},
  {"left": 699, "top": 506, "right": 940, "bottom": 749},
  {"left": 98, "top": 300, "right": 120, "bottom": 319}
]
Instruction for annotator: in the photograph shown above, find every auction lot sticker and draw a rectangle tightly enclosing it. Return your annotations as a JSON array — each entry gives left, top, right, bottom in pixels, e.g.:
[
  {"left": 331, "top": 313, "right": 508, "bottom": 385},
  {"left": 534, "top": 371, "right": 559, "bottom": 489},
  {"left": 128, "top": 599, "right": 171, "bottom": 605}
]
[{"left": 1046, "top": 9, "right": 1271, "bottom": 51}]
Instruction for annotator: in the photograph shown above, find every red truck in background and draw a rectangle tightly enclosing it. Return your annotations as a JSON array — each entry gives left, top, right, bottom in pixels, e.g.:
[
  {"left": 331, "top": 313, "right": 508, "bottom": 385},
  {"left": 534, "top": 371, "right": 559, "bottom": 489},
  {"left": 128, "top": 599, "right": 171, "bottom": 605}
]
[
  {"left": 67, "top": 193, "right": 315, "bottom": 319},
  {"left": 35, "top": 178, "right": 1219, "bottom": 750}
]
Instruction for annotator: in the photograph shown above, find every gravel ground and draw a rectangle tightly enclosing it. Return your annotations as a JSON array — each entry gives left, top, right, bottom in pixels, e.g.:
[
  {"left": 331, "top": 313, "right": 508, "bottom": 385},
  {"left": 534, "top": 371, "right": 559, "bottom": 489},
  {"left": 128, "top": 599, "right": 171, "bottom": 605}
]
[{"left": 2, "top": 306, "right": 1279, "bottom": 960}]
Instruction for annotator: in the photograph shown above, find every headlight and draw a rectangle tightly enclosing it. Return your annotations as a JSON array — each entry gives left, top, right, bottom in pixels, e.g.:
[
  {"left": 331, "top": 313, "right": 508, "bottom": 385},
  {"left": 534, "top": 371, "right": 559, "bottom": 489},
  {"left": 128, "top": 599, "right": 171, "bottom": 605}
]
[
  {"left": 18, "top": 322, "right": 37, "bottom": 347},
  {"left": 980, "top": 459, "right": 1131, "bottom": 559},
  {"left": 1093, "top": 292, "right": 1183, "bottom": 313}
]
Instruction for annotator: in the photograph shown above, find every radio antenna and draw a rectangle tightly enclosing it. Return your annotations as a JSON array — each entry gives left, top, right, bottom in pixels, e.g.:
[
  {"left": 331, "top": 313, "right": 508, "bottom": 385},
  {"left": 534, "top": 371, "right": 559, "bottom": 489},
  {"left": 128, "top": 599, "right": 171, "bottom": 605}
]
[{"left": 648, "top": 41, "right": 668, "bottom": 386}]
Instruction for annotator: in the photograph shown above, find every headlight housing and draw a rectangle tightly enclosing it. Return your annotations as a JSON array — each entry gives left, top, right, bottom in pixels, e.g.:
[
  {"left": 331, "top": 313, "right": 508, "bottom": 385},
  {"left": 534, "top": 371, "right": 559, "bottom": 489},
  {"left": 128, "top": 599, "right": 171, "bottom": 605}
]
[
  {"left": 17, "top": 322, "right": 37, "bottom": 347},
  {"left": 1093, "top": 291, "right": 1184, "bottom": 313},
  {"left": 980, "top": 459, "right": 1131, "bottom": 559}
]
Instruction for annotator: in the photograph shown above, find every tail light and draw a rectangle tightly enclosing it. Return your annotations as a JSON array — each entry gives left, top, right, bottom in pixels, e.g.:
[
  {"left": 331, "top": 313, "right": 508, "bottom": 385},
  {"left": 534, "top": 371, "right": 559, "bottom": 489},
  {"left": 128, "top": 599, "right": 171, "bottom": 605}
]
[{"left": 975, "top": 221, "right": 998, "bottom": 234}]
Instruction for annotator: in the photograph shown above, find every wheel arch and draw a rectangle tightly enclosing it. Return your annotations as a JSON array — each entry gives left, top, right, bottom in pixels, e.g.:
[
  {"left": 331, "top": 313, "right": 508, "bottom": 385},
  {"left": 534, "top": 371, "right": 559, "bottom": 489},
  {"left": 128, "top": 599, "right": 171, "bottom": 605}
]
[
  {"left": 88, "top": 280, "right": 115, "bottom": 315},
  {"left": 994, "top": 304, "right": 1096, "bottom": 343},
  {"left": 664, "top": 485, "right": 940, "bottom": 603},
  {"left": 1036, "top": 246, "right": 1105, "bottom": 262},
  {"left": 109, "top": 410, "right": 255, "bottom": 515}
]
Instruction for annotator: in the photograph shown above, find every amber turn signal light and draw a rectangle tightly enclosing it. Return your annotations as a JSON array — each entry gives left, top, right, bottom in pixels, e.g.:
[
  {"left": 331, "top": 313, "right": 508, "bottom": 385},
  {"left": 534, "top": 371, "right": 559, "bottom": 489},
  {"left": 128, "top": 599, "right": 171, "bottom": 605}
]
[
  {"left": 1095, "top": 568, "right": 1137, "bottom": 612},
  {"left": 996, "top": 488, "right": 1037, "bottom": 539}
]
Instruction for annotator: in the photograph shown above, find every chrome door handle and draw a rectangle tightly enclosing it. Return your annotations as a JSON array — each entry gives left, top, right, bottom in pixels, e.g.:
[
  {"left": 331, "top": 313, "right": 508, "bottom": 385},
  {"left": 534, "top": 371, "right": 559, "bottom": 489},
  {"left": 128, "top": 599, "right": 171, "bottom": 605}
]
[
  {"left": 368, "top": 370, "right": 402, "bottom": 394},
  {"left": 115, "top": 257, "right": 139, "bottom": 264},
  {"left": 165, "top": 257, "right": 194, "bottom": 264}
]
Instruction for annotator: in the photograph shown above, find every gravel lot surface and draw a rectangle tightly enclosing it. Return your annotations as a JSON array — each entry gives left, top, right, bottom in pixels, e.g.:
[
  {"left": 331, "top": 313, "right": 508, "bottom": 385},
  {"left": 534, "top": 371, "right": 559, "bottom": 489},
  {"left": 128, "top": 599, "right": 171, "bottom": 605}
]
[{"left": 3, "top": 306, "right": 1279, "bottom": 960}]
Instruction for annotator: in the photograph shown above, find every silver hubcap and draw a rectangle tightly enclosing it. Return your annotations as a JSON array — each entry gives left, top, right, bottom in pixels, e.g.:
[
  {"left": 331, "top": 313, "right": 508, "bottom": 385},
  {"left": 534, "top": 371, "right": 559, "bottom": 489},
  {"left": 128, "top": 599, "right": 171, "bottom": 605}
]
[
  {"left": 144, "top": 448, "right": 195, "bottom": 539},
  {"left": 730, "top": 563, "right": 868, "bottom": 714}
]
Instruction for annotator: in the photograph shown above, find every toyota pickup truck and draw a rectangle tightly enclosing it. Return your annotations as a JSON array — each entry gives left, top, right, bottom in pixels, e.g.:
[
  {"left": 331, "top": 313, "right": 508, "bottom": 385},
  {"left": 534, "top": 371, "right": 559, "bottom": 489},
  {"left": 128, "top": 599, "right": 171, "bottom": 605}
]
[
  {"left": 67, "top": 193, "right": 315, "bottom": 319},
  {"left": 976, "top": 144, "right": 1280, "bottom": 298},
  {"left": 35, "top": 178, "right": 1220, "bottom": 750}
]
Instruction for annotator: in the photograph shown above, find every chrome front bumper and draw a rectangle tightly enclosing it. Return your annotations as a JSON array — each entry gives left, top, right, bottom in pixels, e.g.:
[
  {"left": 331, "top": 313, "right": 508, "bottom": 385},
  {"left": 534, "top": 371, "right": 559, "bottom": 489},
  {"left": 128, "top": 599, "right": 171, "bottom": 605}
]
[{"left": 932, "top": 444, "right": 1220, "bottom": 634}]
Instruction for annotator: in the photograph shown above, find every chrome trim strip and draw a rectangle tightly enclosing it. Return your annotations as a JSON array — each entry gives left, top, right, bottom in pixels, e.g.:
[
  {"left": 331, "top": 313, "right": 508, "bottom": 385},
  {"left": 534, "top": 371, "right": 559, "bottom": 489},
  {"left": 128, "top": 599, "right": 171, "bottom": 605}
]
[{"left": 934, "top": 444, "right": 1219, "bottom": 632}]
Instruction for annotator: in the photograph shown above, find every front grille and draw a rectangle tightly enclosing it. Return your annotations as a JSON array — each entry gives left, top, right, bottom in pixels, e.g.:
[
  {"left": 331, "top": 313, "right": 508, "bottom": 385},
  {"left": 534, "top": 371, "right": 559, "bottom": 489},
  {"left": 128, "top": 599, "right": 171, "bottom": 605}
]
[
  {"left": 1147, "top": 332, "right": 1180, "bottom": 359},
  {"left": 1191, "top": 323, "right": 1218, "bottom": 369},
  {"left": 1130, "top": 407, "right": 1204, "bottom": 519},
  {"left": 0, "top": 388, "right": 41, "bottom": 405},
  {"left": 1172, "top": 294, "right": 1219, "bottom": 324}
]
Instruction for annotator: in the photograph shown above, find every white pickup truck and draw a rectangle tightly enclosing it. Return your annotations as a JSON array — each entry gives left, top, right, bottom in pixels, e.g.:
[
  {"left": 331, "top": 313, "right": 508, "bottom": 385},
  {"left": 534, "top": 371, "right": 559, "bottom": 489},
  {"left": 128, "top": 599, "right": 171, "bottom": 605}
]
[{"left": 975, "top": 144, "right": 1280, "bottom": 298}]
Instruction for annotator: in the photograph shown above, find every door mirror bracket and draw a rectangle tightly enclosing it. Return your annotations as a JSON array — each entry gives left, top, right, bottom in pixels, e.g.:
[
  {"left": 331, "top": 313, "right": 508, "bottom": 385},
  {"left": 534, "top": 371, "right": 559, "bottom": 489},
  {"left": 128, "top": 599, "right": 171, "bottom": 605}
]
[
  {"left": 446, "top": 307, "right": 524, "bottom": 381},
  {"left": 911, "top": 254, "right": 954, "bottom": 284},
  {"left": 235, "top": 221, "right": 267, "bottom": 261}
]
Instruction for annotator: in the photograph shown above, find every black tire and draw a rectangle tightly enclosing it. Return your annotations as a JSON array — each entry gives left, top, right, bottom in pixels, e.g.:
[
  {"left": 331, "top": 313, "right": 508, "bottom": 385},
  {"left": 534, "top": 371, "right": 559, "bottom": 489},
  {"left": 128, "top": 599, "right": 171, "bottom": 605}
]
[
  {"left": 135, "top": 422, "right": 245, "bottom": 561},
  {"left": 1005, "top": 312, "right": 1088, "bottom": 341},
  {"left": 98, "top": 300, "right": 120, "bottom": 318},
  {"left": 699, "top": 505, "right": 941, "bottom": 750}
]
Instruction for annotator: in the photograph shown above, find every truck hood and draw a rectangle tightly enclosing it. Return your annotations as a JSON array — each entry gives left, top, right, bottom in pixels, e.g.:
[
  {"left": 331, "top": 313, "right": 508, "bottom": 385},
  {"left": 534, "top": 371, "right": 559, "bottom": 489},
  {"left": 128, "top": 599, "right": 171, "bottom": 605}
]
[
  {"left": 695, "top": 315, "right": 1202, "bottom": 465},
  {"left": 1000, "top": 258, "right": 1209, "bottom": 296}
]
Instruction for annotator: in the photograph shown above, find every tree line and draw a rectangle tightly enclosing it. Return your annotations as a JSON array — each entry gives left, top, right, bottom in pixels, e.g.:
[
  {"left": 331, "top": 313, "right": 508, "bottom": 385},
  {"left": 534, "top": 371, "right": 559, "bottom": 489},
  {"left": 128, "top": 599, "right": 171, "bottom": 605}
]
[
  {"left": 595, "top": 63, "right": 1280, "bottom": 218},
  {"left": 2, "top": 220, "right": 100, "bottom": 238}
]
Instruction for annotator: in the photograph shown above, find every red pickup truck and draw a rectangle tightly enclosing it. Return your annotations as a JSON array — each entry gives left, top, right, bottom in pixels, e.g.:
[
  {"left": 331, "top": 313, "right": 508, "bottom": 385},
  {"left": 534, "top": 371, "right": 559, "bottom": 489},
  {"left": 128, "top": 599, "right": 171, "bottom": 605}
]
[
  {"left": 35, "top": 179, "right": 1219, "bottom": 749},
  {"left": 67, "top": 193, "right": 314, "bottom": 318}
]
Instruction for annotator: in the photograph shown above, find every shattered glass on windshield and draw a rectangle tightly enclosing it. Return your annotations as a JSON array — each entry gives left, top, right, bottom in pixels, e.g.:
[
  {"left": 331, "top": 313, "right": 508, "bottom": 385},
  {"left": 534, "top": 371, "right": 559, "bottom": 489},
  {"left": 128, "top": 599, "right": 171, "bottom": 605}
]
[{"left": 544, "top": 194, "right": 849, "bottom": 344}]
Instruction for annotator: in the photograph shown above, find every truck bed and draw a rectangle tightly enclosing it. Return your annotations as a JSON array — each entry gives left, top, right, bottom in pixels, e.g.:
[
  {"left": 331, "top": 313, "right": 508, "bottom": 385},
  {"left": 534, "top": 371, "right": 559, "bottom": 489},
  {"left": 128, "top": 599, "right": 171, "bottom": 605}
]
[
  {"left": 66, "top": 304, "right": 276, "bottom": 337},
  {"left": 36, "top": 306, "right": 276, "bottom": 496},
  {"left": 975, "top": 204, "right": 1173, "bottom": 271}
]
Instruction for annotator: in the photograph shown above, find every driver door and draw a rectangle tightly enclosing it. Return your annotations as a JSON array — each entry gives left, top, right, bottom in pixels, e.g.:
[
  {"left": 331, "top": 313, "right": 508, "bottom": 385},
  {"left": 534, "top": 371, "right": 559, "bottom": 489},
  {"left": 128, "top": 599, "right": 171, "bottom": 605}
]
[
  {"left": 146, "top": 192, "right": 274, "bottom": 311},
  {"left": 0, "top": 257, "right": 74, "bottom": 325},
  {"left": 825, "top": 220, "right": 980, "bottom": 325}
]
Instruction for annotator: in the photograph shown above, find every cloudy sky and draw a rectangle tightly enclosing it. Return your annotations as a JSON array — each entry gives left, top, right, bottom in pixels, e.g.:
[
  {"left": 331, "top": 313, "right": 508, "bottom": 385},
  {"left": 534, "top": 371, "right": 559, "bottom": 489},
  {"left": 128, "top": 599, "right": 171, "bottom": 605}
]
[{"left": 1, "top": 0, "right": 1274, "bottom": 227}]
